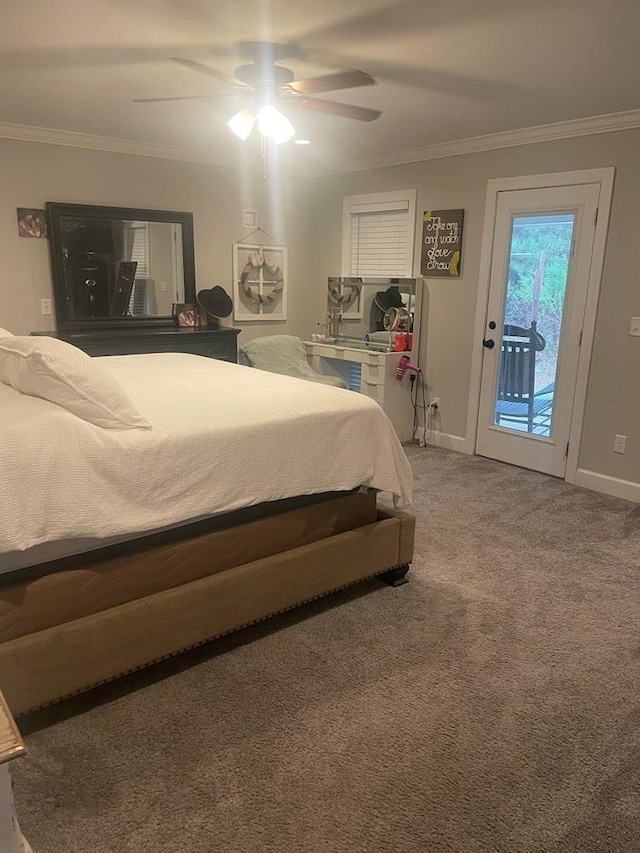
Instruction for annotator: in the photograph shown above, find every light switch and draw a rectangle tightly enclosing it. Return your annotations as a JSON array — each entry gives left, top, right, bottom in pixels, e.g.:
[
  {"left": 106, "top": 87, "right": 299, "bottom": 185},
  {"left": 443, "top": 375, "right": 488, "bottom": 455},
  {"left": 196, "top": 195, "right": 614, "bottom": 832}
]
[
  {"left": 630, "top": 317, "right": 640, "bottom": 336},
  {"left": 614, "top": 434, "right": 627, "bottom": 454},
  {"left": 40, "top": 298, "right": 52, "bottom": 315}
]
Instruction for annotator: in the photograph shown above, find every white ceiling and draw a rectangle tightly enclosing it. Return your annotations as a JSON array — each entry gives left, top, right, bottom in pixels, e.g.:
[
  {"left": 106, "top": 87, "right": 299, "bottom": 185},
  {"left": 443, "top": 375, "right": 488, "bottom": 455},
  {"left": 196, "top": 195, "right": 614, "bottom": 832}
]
[{"left": 2, "top": 0, "right": 639, "bottom": 175}]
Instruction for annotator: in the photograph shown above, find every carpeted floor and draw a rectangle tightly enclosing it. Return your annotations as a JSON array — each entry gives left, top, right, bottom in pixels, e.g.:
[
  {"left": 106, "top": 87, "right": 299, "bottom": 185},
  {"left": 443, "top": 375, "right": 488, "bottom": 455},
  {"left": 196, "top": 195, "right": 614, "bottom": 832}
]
[{"left": 11, "top": 447, "right": 640, "bottom": 853}]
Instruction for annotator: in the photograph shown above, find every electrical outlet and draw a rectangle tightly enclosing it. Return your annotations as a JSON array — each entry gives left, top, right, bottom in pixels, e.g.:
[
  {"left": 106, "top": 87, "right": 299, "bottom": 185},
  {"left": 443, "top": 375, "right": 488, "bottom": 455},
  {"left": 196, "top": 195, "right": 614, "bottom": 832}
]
[
  {"left": 614, "top": 434, "right": 627, "bottom": 454},
  {"left": 40, "top": 298, "right": 52, "bottom": 315},
  {"left": 630, "top": 317, "right": 640, "bottom": 337}
]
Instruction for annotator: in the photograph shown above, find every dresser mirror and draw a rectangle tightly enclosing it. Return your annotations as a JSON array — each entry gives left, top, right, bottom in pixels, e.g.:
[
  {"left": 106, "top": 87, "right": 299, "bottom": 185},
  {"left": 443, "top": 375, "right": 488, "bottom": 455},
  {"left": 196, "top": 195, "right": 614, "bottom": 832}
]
[
  {"left": 46, "top": 202, "right": 196, "bottom": 331},
  {"left": 323, "top": 277, "right": 420, "bottom": 350}
]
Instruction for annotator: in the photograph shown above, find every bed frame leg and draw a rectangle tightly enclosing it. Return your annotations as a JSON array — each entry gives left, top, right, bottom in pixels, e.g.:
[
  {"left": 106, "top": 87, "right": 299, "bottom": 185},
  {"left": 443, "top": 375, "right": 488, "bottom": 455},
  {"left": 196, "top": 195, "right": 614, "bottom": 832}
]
[{"left": 379, "top": 564, "right": 410, "bottom": 587}]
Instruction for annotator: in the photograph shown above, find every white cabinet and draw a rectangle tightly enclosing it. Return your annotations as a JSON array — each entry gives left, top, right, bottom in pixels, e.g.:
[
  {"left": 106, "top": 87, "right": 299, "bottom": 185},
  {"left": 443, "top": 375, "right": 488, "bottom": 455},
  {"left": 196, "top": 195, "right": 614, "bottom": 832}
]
[{"left": 303, "top": 341, "right": 417, "bottom": 442}]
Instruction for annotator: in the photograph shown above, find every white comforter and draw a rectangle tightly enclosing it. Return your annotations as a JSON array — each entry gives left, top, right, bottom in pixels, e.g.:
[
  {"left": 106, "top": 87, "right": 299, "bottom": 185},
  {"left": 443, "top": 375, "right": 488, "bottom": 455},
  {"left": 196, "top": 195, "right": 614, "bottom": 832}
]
[{"left": 0, "top": 353, "right": 412, "bottom": 561}]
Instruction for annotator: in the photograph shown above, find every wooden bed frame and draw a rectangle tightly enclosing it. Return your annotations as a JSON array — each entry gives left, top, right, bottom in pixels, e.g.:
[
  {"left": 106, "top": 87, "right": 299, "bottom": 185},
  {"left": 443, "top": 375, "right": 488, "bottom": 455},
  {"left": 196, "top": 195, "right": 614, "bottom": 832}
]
[{"left": 0, "top": 491, "right": 415, "bottom": 717}]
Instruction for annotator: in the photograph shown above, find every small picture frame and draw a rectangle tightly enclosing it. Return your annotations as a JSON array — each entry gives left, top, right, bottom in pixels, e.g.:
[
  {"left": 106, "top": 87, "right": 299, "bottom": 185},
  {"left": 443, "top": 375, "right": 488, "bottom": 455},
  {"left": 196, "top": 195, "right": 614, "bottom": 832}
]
[
  {"left": 17, "top": 208, "right": 48, "bottom": 238},
  {"left": 172, "top": 302, "right": 198, "bottom": 327}
]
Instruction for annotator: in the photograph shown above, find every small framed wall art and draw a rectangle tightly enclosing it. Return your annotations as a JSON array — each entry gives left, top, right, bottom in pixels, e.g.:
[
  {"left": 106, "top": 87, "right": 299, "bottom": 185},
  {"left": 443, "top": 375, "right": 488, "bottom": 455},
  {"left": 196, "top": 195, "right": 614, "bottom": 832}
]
[
  {"left": 233, "top": 243, "right": 288, "bottom": 321},
  {"left": 17, "top": 208, "right": 48, "bottom": 238}
]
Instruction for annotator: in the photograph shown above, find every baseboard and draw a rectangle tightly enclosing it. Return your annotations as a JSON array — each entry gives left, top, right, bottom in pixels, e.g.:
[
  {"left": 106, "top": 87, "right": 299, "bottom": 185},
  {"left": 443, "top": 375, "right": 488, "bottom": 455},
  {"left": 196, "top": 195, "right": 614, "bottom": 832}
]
[
  {"left": 412, "top": 432, "right": 640, "bottom": 502},
  {"left": 573, "top": 468, "right": 640, "bottom": 503},
  {"left": 417, "top": 427, "right": 472, "bottom": 454}
]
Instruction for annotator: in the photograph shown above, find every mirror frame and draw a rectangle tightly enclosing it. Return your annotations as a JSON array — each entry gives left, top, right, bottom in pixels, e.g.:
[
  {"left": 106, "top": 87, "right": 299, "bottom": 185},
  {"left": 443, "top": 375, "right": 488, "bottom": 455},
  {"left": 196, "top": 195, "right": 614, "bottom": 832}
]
[{"left": 46, "top": 201, "right": 196, "bottom": 331}]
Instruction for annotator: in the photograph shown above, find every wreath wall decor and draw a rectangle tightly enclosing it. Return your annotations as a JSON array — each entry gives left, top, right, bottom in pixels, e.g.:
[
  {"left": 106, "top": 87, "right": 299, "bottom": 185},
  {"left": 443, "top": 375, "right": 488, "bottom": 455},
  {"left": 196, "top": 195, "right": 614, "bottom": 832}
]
[
  {"left": 233, "top": 242, "right": 288, "bottom": 321},
  {"left": 327, "top": 277, "right": 363, "bottom": 319}
]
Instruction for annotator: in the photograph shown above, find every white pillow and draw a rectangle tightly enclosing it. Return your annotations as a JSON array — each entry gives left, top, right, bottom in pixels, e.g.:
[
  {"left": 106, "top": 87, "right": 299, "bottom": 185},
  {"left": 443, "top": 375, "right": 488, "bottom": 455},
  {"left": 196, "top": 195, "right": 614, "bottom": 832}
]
[
  {"left": 0, "top": 336, "right": 151, "bottom": 430},
  {"left": 0, "top": 327, "right": 14, "bottom": 337}
]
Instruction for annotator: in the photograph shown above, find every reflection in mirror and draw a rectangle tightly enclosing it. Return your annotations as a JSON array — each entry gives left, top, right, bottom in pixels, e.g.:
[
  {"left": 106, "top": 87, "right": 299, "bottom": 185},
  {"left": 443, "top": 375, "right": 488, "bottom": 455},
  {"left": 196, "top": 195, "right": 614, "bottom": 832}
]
[
  {"left": 60, "top": 217, "right": 185, "bottom": 320},
  {"left": 46, "top": 203, "right": 195, "bottom": 331},
  {"left": 325, "top": 277, "right": 419, "bottom": 349}
]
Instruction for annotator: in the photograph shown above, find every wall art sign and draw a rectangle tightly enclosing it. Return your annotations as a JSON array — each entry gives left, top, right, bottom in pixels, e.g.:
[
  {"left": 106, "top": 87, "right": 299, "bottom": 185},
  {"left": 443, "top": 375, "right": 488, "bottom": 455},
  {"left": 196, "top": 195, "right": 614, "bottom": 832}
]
[{"left": 420, "top": 209, "right": 464, "bottom": 277}]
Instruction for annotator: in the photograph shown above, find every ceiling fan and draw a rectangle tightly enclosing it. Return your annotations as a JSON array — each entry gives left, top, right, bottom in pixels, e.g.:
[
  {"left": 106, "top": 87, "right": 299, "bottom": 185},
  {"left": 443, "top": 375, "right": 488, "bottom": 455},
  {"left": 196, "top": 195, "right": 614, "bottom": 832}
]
[{"left": 134, "top": 41, "right": 382, "bottom": 143}]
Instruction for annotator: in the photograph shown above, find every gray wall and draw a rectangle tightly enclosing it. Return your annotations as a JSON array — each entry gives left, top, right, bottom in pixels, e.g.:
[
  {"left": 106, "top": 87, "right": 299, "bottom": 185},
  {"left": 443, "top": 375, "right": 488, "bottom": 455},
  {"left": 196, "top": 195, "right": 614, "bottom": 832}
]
[
  {"left": 0, "top": 138, "right": 316, "bottom": 345},
  {"left": 308, "top": 129, "right": 640, "bottom": 486},
  {"left": 1, "top": 130, "right": 638, "bottom": 487}
]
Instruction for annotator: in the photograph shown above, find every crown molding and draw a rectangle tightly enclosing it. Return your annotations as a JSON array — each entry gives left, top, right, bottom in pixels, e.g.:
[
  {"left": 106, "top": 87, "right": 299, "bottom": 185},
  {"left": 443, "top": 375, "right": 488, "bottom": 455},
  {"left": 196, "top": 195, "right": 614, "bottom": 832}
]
[
  {"left": 1, "top": 109, "right": 640, "bottom": 177},
  {"left": 0, "top": 121, "right": 234, "bottom": 169},
  {"left": 322, "top": 109, "right": 640, "bottom": 176}
]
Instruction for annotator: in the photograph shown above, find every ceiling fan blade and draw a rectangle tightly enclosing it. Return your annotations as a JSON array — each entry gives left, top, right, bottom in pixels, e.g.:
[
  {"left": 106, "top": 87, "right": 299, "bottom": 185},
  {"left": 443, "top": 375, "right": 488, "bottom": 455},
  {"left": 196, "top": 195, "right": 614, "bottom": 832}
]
[
  {"left": 170, "top": 57, "right": 252, "bottom": 91},
  {"left": 296, "top": 96, "right": 381, "bottom": 122},
  {"left": 133, "top": 94, "right": 230, "bottom": 103},
  {"left": 286, "top": 70, "right": 375, "bottom": 95}
]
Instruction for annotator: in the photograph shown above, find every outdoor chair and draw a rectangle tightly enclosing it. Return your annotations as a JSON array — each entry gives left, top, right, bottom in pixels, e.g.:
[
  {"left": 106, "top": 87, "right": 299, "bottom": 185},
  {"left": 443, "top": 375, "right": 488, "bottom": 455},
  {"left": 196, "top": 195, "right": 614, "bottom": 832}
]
[{"left": 495, "top": 322, "right": 554, "bottom": 433}]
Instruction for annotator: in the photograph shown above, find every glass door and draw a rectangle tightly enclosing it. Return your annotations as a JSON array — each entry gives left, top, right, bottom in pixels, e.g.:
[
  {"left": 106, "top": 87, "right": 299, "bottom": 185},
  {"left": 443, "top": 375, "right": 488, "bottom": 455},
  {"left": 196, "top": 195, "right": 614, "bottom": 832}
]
[
  {"left": 494, "top": 212, "right": 575, "bottom": 438},
  {"left": 476, "top": 184, "right": 600, "bottom": 477}
]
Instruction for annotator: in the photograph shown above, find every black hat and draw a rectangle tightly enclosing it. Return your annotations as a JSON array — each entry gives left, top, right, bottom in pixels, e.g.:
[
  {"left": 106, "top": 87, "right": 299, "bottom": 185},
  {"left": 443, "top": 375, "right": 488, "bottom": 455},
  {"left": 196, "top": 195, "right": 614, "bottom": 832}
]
[
  {"left": 373, "top": 287, "right": 405, "bottom": 312},
  {"left": 197, "top": 286, "right": 233, "bottom": 319}
]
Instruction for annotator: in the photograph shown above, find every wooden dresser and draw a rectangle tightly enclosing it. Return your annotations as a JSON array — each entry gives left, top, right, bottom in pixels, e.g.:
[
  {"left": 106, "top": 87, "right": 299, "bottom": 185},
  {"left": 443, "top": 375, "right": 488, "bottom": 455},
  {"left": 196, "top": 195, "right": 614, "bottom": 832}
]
[{"left": 33, "top": 327, "right": 240, "bottom": 362}]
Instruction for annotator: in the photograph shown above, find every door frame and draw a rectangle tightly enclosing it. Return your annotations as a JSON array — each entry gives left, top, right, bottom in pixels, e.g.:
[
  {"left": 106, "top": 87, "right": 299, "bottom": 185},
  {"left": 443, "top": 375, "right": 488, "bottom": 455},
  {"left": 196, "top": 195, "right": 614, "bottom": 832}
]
[{"left": 465, "top": 167, "right": 615, "bottom": 483}]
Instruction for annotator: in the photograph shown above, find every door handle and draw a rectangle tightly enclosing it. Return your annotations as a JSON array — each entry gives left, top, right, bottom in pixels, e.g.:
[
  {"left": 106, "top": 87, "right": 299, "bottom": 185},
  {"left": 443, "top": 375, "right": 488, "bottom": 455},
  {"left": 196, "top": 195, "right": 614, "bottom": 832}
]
[{"left": 482, "top": 338, "right": 495, "bottom": 349}]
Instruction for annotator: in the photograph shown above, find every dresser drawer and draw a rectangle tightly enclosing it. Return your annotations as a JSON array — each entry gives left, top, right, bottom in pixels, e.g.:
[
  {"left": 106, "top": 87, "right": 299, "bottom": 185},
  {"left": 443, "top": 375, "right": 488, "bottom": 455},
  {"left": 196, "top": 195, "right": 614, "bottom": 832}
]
[
  {"left": 42, "top": 328, "right": 240, "bottom": 363},
  {"left": 361, "top": 381, "right": 385, "bottom": 405},
  {"left": 186, "top": 340, "right": 236, "bottom": 361},
  {"left": 362, "top": 361, "right": 384, "bottom": 383}
]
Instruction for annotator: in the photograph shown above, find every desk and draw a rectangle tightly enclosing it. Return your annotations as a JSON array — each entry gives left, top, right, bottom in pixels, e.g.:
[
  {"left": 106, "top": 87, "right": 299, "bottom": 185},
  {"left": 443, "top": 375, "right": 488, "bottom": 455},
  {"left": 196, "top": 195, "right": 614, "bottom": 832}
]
[{"left": 304, "top": 340, "right": 417, "bottom": 442}]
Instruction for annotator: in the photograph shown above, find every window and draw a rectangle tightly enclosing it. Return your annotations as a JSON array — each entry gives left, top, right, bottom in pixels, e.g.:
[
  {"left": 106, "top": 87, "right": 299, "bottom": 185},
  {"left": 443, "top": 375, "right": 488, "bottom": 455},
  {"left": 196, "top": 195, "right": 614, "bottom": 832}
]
[
  {"left": 126, "top": 221, "right": 150, "bottom": 278},
  {"left": 342, "top": 190, "right": 417, "bottom": 277},
  {"left": 125, "top": 222, "right": 150, "bottom": 315}
]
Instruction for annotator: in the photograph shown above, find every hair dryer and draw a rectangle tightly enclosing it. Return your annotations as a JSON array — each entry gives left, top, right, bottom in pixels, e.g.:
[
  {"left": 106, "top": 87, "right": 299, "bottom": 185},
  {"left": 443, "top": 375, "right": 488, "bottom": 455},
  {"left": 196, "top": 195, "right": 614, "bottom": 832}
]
[{"left": 395, "top": 354, "right": 421, "bottom": 381}]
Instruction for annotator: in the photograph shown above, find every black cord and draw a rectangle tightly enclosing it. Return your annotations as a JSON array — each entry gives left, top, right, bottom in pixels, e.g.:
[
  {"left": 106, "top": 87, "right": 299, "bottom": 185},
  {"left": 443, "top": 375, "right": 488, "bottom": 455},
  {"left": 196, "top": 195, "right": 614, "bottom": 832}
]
[
  {"left": 409, "top": 372, "right": 428, "bottom": 445},
  {"left": 421, "top": 373, "right": 427, "bottom": 443},
  {"left": 410, "top": 374, "right": 418, "bottom": 441}
]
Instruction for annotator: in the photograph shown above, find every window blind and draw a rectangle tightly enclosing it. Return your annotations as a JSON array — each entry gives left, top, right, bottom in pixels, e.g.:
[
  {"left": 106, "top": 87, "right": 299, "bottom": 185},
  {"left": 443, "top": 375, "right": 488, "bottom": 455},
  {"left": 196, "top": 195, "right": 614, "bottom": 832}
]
[
  {"left": 126, "top": 223, "right": 150, "bottom": 315},
  {"left": 349, "top": 208, "right": 409, "bottom": 276},
  {"left": 127, "top": 224, "right": 150, "bottom": 277}
]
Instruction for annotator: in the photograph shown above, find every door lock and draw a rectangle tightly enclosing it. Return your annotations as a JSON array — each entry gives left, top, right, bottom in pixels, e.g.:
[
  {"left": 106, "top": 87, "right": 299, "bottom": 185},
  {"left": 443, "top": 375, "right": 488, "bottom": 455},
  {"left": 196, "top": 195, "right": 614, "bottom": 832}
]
[{"left": 482, "top": 338, "right": 495, "bottom": 349}]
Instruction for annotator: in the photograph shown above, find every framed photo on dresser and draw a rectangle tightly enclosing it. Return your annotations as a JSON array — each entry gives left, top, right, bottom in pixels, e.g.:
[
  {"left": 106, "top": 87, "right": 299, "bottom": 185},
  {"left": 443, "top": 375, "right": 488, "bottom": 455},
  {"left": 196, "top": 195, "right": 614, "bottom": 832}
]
[{"left": 172, "top": 303, "right": 198, "bottom": 327}]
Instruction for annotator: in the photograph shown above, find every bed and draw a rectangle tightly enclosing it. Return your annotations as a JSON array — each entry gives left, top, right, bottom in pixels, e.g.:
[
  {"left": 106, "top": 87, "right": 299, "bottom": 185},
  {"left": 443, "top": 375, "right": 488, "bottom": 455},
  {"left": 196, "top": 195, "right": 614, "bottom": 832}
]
[{"left": 0, "top": 345, "right": 415, "bottom": 716}]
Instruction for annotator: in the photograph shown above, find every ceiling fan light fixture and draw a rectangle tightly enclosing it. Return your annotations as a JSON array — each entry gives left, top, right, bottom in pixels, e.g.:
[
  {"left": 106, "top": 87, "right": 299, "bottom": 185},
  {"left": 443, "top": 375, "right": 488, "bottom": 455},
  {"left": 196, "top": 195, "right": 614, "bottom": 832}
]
[
  {"left": 227, "top": 108, "right": 255, "bottom": 141},
  {"left": 257, "top": 104, "right": 295, "bottom": 144}
]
